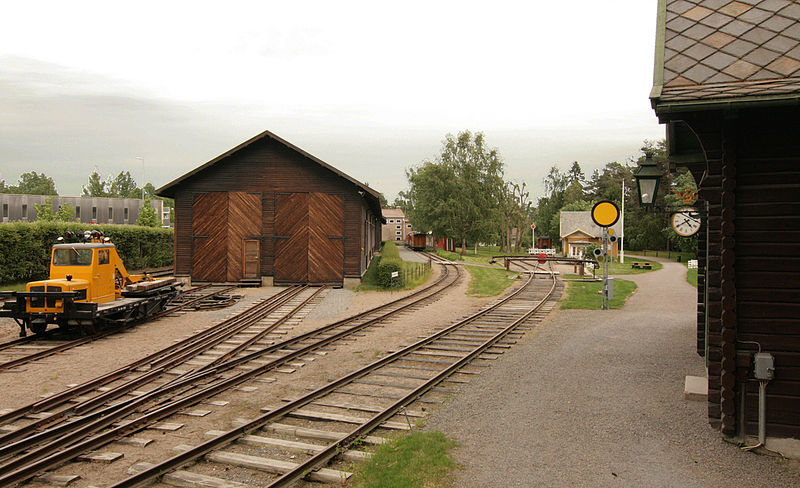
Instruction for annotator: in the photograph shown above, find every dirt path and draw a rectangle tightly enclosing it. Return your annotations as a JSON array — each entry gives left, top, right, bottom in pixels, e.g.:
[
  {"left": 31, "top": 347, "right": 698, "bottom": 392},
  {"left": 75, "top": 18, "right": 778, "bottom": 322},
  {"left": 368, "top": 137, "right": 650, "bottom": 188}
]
[{"left": 425, "top": 259, "right": 800, "bottom": 487}]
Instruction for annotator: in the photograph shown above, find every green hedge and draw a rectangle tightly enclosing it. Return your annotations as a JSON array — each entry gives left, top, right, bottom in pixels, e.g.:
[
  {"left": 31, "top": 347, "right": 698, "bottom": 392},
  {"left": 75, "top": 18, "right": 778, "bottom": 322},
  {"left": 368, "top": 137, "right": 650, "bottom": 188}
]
[
  {"left": 377, "top": 242, "right": 403, "bottom": 288},
  {"left": 0, "top": 222, "right": 173, "bottom": 283}
]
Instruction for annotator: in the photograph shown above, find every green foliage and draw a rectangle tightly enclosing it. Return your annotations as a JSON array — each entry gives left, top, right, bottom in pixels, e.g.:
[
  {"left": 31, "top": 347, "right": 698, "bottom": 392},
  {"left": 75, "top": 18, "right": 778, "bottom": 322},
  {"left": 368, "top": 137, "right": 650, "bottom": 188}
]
[
  {"left": 560, "top": 276, "right": 637, "bottom": 309},
  {"left": 351, "top": 431, "right": 457, "bottom": 488},
  {"left": 687, "top": 266, "right": 698, "bottom": 287},
  {"left": 376, "top": 242, "right": 403, "bottom": 288},
  {"left": 82, "top": 171, "right": 108, "bottom": 197},
  {"left": 434, "top": 248, "right": 463, "bottom": 261},
  {"left": 402, "top": 130, "right": 505, "bottom": 254},
  {"left": 0, "top": 222, "right": 173, "bottom": 283},
  {"left": 1, "top": 171, "right": 58, "bottom": 195},
  {"left": 34, "top": 196, "right": 76, "bottom": 222},
  {"left": 136, "top": 196, "right": 160, "bottom": 227},
  {"left": 84, "top": 170, "right": 154, "bottom": 199},
  {"left": 109, "top": 171, "right": 141, "bottom": 198},
  {"left": 465, "top": 266, "right": 520, "bottom": 297}
]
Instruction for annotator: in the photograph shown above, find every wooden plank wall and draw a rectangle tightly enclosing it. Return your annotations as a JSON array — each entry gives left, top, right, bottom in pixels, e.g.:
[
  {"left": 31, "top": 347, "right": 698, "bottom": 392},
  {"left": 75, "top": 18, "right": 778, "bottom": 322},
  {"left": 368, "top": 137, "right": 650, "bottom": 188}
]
[
  {"left": 227, "top": 192, "right": 262, "bottom": 282},
  {"left": 309, "top": 193, "right": 344, "bottom": 283},
  {"left": 170, "top": 136, "right": 379, "bottom": 283},
  {"left": 191, "top": 192, "right": 228, "bottom": 281},
  {"left": 735, "top": 108, "right": 800, "bottom": 439},
  {"left": 687, "top": 106, "right": 800, "bottom": 439}
]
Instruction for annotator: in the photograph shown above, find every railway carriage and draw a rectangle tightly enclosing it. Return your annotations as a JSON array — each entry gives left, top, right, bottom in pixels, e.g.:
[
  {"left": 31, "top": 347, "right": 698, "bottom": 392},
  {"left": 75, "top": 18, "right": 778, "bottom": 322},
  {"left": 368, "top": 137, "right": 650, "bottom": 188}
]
[{"left": 0, "top": 231, "right": 179, "bottom": 336}]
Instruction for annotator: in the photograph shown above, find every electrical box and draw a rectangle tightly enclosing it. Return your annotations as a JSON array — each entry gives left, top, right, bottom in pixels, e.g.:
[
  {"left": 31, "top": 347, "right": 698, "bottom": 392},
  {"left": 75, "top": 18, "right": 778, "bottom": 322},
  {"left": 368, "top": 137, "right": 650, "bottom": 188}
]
[{"left": 754, "top": 352, "right": 775, "bottom": 381}]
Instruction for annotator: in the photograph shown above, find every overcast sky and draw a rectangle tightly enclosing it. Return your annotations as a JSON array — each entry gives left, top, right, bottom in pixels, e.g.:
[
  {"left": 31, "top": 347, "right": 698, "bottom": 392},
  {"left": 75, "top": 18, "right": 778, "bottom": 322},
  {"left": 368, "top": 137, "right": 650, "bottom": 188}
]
[{"left": 1, "top": 1, "right": 664, "bottom": 202}]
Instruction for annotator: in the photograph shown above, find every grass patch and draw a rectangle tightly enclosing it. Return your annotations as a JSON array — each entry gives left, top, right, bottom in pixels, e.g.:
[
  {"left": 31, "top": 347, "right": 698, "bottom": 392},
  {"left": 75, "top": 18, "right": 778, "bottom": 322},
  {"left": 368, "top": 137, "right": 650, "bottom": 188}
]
[
  {"left": 465, "top": 266, "right": 520, "bottom": 297},
  {"left": 359, "top": 245, "right": 432, "bottom": 291},
  {"left": 628, "top": 250, "right": 696, "bottom": 262},
  {"left": 686, "top": 266, "right": 697, "bottom": 287},
  {"left": 0, "top": 281, "right": 27, "bottom": 292},
  {"left": 607, "top": 259, "right": 663, "bottom": 275},
  {"left": 437, "top": 245, "right": 525, "bottom": 268},
  {"left": 560, "top": 275, "right": 637, "bottom": 310},
  {"left": 434, "top": 249, "right": 463, "bottom": 261},
  {"left": 350, "top": 431, "right": 457, "bottom": 488}
]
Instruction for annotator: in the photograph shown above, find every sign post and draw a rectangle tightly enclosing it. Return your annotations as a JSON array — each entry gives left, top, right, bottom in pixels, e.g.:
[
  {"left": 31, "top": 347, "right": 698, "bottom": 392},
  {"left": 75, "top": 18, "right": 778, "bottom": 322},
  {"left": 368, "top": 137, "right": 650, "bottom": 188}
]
[
  {"left": 530, "top": 223, "right": 536, "bottom": 249},
  {"left": 591, "top": 201, "right": 620, "bottom": 310}
]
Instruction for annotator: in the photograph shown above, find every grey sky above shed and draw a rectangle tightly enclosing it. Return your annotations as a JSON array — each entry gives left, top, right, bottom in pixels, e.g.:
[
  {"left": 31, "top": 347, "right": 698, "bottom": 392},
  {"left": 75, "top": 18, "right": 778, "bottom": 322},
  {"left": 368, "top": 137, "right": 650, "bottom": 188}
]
[{"left": 1, "top": 1, "right": 665, "bottom": 201}]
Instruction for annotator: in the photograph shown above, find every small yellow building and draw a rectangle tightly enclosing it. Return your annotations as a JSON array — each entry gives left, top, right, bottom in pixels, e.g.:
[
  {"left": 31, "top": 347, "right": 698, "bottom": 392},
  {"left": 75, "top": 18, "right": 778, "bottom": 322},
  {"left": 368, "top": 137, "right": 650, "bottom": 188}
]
[{"left": 559, "top": 211, "right": 621, "bottom": 258}]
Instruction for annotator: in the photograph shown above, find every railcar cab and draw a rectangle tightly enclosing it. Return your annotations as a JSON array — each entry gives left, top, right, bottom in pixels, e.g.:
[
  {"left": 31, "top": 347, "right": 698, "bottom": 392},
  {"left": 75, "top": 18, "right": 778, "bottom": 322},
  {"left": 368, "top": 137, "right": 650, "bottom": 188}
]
[{"left": 21, "top": 230, "right": 139, "bottom": 333}]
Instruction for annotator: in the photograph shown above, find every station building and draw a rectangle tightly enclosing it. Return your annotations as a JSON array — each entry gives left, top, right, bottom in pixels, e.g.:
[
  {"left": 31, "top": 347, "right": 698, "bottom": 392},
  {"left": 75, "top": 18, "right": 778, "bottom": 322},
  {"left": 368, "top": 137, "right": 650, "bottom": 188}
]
[
  {"left": 651, "top": 0, "right": 800, "bottom": 447},
  {"left": 559, "top": 211, "right": 621, "bottom": 259},
  {"left": 157, "top": 130, "right": 383, "bottom": 287}
]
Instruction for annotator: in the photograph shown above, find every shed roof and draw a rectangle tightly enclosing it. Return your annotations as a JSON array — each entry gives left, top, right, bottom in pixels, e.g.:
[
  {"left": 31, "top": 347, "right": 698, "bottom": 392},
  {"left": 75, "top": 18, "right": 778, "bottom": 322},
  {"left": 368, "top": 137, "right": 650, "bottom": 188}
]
[
  {"left": 651, "top": 0, "right": 800, "bottom": 114},
  {"left": 559, "top": 211, "right": 622, "bottom": 239},
  {"left": 157, "top": 129, "right": 383, "bottom": 216}
]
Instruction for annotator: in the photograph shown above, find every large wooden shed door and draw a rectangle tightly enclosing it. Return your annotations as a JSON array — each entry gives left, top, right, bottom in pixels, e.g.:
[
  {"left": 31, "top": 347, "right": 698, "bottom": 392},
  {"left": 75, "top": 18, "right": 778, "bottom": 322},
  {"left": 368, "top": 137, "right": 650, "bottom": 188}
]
[
  {"left": 192, "top": 192, "right": 262, "bottom": 282},
  {"left": 192, "top": 192, "right": 228, "bottom": 282},
  {"left": 309, "top": 193, "right": 344, "bottom": 283},
  {"left": 274, "top": 192, "right": 343, "bottom": 285}
]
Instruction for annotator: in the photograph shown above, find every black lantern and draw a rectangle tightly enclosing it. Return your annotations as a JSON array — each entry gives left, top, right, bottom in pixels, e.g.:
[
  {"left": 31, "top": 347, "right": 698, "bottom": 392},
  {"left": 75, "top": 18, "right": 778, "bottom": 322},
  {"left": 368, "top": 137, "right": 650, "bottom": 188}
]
[{"left": 633, "top": 152, "right": 662, "bottom": 207}]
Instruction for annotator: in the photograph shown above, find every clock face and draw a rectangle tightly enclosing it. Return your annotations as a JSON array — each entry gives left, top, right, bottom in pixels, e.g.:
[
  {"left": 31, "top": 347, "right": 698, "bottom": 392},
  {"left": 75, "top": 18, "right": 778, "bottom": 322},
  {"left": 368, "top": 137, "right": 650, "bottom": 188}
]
[{"left": 671, "top": 206, "right": 701, "bottom": 237}]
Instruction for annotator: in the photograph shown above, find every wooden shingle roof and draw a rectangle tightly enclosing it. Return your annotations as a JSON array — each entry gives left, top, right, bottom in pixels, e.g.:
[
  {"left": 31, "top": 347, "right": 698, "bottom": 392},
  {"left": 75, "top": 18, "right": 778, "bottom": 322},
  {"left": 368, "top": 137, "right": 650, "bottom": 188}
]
[
  {"left": 651, "top": 0, "right": 800, "bottom": 114},
  {"left": 157, "top": 129, "right": 383, "bottom": 217}
]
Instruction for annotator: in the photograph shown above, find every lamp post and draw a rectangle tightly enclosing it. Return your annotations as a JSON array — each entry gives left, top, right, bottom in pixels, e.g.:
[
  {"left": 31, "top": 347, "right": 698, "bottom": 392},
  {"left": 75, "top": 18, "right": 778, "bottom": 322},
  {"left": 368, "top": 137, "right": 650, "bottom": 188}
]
[
  {"left": 633, "top": 152, "right": 661, "bottom": 208},
  {"left": 136, "top": 157, "right": 144, "bottom": 200}
]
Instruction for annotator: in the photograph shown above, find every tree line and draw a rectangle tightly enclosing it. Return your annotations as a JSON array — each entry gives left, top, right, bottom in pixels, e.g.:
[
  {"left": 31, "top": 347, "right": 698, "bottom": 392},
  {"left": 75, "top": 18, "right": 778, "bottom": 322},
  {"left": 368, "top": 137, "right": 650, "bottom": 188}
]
[
  {"left": 0, "top": 170, "right": 171, "bottom": 227},
  {"left": 394, "top": 131, "right": 697, "bottom": 255}
]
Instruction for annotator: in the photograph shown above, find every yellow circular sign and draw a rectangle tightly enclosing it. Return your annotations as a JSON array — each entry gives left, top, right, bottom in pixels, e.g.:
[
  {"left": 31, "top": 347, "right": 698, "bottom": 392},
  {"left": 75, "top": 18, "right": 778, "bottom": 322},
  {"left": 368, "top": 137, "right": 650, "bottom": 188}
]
[{"left": 591, "top": 200, "right": 620, "bottom": 227}]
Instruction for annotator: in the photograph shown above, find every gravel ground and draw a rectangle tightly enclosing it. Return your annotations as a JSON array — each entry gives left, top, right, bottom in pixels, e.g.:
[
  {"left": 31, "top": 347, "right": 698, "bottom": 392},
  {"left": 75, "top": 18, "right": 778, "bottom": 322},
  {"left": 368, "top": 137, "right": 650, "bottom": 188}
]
[{"left": 425, "top": 258, "right": 800, "bottom": 487}]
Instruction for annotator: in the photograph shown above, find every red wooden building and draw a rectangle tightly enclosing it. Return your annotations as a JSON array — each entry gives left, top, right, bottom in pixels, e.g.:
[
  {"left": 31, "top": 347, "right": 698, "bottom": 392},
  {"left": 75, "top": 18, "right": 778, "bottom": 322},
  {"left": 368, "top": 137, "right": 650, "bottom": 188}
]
[
  {"left": 652, "top": 1, "right": 800, "bottom": 447},
  {"left": 158, "top": 130, "right": 383, "bottom": 287}
]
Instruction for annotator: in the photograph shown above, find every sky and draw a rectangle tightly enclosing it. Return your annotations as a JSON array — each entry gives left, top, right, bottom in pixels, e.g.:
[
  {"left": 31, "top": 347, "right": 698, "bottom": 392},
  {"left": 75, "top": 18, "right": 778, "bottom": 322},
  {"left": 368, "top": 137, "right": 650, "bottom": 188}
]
[{"left": 0, "top": 1, "right": 665, "bottom": 202}]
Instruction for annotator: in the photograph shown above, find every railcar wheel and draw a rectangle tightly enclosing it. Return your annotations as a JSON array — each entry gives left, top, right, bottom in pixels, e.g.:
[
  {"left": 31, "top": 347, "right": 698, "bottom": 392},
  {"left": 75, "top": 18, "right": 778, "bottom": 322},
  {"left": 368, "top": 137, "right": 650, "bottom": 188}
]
[{"left": 30, "top": 322, "right": 47, "bottom": 335}]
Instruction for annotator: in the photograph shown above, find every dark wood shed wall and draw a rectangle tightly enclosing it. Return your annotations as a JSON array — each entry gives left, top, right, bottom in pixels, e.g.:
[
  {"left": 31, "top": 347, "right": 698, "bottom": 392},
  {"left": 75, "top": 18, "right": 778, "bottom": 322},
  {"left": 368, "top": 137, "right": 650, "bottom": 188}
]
[
  {"left": 676, "top": 106, "right": 800, "bottom": 439},
  {"left": 171, "top": 137, "right": 380, "bottom": 281}
]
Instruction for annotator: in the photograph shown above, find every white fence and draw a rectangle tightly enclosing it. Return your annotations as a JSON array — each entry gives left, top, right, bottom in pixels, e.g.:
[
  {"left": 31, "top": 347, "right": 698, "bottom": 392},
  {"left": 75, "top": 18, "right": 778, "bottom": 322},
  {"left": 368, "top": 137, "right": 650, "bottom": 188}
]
[
  {"left": 528, "top": 248, "right": 557, "bottom": 256},
  {"left": 688, "top": 259, "right": 698, "bottom": 269}
]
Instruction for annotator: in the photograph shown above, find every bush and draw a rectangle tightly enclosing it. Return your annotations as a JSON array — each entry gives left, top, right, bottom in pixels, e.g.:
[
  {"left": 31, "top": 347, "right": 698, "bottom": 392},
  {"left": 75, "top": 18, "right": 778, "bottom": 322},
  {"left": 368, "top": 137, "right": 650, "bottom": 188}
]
[
  {"left": 376, "top": 242, "right": 403, "bottom": 288},
  {"left": 0, "top": 222, "right": 173, "bottom": 283}
]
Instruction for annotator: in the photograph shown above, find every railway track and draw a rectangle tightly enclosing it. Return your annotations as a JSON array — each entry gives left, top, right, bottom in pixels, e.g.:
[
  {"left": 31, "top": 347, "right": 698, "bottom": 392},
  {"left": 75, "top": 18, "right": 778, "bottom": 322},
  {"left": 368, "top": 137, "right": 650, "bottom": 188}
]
[
  {"left": 0, "top": 264, "right": 463, "bottom": 486},
  {"left": 110, "top": 263, "right": 560, "bottom": 487},
  {"left": 0, "top": 284, "right": 239, "bottom": 373},
  {"left": 419, "top": 250, "right": 451, "bottom": 264}
]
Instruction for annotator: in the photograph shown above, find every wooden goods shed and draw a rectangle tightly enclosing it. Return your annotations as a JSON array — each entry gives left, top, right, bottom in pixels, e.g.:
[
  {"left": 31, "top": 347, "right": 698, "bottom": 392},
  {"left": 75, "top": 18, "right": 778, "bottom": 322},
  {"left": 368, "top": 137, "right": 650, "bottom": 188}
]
[
  {"left": 157, "top": 130, "right": 383, "bottom": 287},
  {"left": 652, "top": 0, "right": 800, "bottom": 443}
]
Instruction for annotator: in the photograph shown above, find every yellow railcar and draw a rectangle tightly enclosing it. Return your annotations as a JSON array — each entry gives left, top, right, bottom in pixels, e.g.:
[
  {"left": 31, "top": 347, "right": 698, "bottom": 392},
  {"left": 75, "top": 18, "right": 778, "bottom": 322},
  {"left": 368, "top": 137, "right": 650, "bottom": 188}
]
[{"left": 1, "top": 231, "right": 179, "bottom": 336}]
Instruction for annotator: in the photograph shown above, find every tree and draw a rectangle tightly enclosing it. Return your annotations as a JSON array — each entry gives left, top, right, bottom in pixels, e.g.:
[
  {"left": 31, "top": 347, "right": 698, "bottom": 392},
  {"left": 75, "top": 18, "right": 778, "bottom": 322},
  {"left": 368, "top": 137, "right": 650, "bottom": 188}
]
[
  {"left": 108, "top": 171, "right": 141, "bottom": 198},
  {"left": 136, "top": 196, "right": 160, "bottom": 227},
  {"left": 83, "top": 171, "right": 108, "bottom": 197},
  {"left": 499, "top": 181, "right": 532, "bottom": 252},
  {"left": 34, "top": 196, "right": 75, "bottom": 222},
  {"left": 143, "top": 183, "right": 157, "bottom": 197},
  {"left": 5, "top": 171, "right": 58, "bottom": 195},
  {"left": 403, "top": 131, "right": 505, "bottom": 254}
]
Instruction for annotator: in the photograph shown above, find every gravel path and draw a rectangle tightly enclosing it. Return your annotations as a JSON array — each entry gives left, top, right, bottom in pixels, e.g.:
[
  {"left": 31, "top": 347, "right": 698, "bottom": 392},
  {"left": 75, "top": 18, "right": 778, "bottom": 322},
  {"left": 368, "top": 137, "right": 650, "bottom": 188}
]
[{"left": 425, "top": 259, "right": 800, "bottom": 487}]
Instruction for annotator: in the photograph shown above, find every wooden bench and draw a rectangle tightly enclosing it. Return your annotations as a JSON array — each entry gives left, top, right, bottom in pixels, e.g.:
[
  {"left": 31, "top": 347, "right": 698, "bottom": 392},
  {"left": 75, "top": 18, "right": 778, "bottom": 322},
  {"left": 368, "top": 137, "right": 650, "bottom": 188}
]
[{"left": 632, "top": 262, "right": 652, "bottom": 270}]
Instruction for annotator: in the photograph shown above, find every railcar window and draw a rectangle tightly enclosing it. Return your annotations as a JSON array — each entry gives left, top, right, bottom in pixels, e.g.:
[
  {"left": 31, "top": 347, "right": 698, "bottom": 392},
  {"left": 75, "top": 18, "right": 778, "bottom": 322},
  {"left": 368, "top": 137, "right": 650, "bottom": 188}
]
[
  {"left": 53, "top": 248, "right": 93, "bottom": 266},
  {"left": 98, "top": 249, "right": 109, "bottom": 264}
]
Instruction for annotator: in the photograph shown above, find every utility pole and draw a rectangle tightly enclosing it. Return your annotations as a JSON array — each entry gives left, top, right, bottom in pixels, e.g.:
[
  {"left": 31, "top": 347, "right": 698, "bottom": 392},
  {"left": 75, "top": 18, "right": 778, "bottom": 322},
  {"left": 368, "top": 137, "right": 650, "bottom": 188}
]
[
  {"left": 136, "top": 157, "right": 144, "bottom": 199},
  {"left": 620, "top": 179, "right": 625, "bottom": 263}
]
